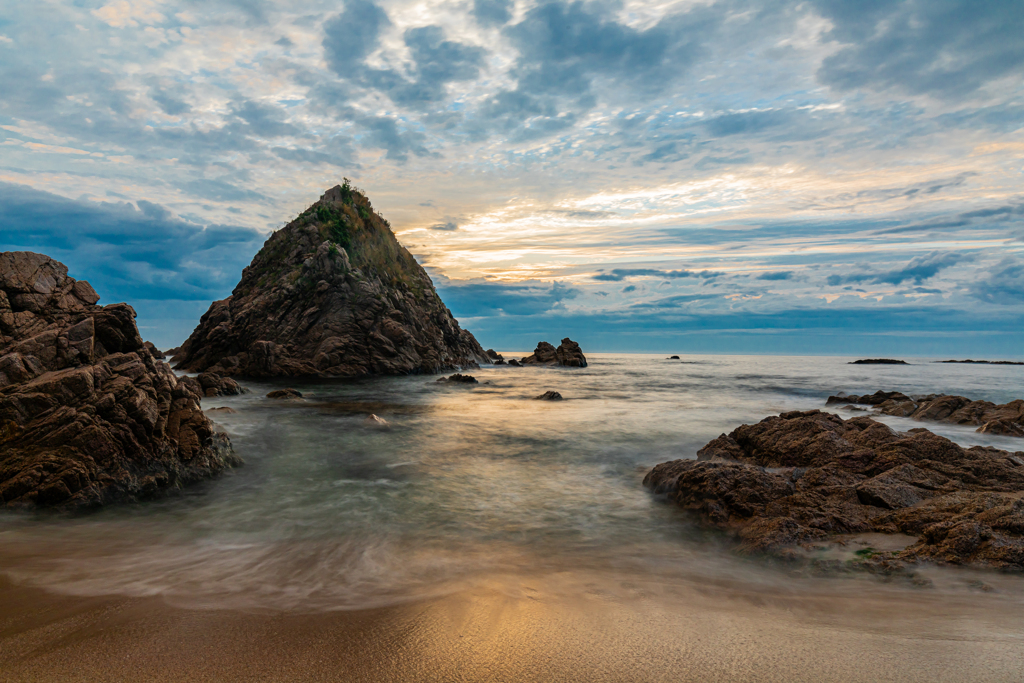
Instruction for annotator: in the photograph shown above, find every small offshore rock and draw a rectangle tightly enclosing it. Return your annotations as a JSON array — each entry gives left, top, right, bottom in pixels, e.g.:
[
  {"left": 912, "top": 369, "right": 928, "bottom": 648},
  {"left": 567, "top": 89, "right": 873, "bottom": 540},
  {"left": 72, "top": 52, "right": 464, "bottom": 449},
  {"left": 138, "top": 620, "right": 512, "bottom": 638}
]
[
  {"left": 364, "top": 414, "right": 390, "bottom": 428},
  {"left": 669, "top": 355, "right": 680, "bottom": 359},
  {"left": 267, "top": 388, "right": 304, "bottom": 399},
  {"left": 535, "top": 391, "right": 563, "bottom": 401},
  {"left": 849, "top": 359, "right": 908, "bottom": 365},
  {"left": 521, "top": 338, "right": 587, "bottom": 368},
  {"left": 486, "top": 349, "right": 504, "bottom": 361},
  {"left": 437, "top": 373, "right": 478, "bottom": 384},
  {"left": 494, "top": 359, "right": 507, "bottom": 365},
  {"left": 827, "top": 390, "right": 1024, "bottom": 437},
  {"left": 507, "top": 359, "right": 522, "bottom": 367},
  {"left": 206, "top": 407, "right": 237, "bottom": 415}
]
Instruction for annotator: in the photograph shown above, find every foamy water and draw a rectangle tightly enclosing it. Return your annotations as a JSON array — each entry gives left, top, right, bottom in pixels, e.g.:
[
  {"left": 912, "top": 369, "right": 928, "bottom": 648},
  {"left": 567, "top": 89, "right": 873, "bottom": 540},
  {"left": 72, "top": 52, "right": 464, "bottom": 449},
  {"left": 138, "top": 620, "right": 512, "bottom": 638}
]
[{"left": 2, "top": 354, "right": 1024, "bottom": 613}]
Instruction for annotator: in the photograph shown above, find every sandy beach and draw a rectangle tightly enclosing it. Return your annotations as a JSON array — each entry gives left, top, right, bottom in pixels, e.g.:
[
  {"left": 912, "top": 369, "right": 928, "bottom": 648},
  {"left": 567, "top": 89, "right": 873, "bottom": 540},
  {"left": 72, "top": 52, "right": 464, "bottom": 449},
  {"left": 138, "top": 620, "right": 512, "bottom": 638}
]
[{"left": 3, "top": 567, "right": 1024, "bottom": 683}]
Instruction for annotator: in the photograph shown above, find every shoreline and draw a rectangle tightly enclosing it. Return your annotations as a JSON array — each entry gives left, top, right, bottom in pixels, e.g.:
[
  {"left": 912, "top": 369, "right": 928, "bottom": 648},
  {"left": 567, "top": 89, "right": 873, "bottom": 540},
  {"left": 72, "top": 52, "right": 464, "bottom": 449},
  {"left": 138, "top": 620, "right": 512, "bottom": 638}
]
[{"left": 2, "top": 570, "right": 1023, "bottom": 682}]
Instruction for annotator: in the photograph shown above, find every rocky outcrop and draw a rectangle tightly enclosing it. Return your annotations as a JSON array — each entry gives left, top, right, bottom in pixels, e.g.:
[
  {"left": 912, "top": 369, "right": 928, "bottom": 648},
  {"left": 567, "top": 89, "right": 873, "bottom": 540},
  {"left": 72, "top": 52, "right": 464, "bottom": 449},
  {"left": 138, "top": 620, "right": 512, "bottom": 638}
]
[
  {"left": 827, "top": 390, "right": 1024, "bottom": 437},
  {"left": 436, "top": 373, "right": 477, "bottom": 384},
  {"left": 485, "top": 349, "right": 503, "bottom": 361},
  {"left": 174, "top": 183, "right": 487, "bottom": 379},
  {"left": 534, "top": 391, "right": 563, "bottom": 400},
  {"left": 521, "top": 338, "right": 587, "bottom": 368},
  {"left": 644, "top": 410, "right": 1024, "bottom": 570},
  {"left": 267, "top": 389, "right": 303, "bottom": 399},
  {"left": 939, "top": 359, "right": 1024, "bottom": 365},
  {"left": 195, "top": 372, "right": 247, "bottom": 397},
  {"left": 0, "top": 252, "right": 239, "bottom": 509}
]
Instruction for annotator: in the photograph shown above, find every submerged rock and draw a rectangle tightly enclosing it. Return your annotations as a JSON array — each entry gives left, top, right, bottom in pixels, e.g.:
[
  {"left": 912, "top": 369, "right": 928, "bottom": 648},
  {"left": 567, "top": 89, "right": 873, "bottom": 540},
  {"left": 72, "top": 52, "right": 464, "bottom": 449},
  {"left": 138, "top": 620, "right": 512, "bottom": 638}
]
[
  {"left": 534, "top": 391, "right": 563, "bottom": 401},
  {"left": 363, "top": 413, "right": 390, "bottom": 428},
  {"left": 436, "top": 373, "right": 478, "bottom": 384},
  {"left": 644, "top": 410, "right": 1024, "bottom": 570},
  {"left": 521, "top": 338, "right": 587, "bottom": 368},
  {"left": 827, "top": 390, "right": 1024, "bottom": 437},
  {"left": 267, "top": 388, "right": 303, "bottom": 399},
  {"left": 0, "top": 251, "right": 239, "bottom": 509},
  {"left": 669, "top": 355, "right": 680, "bottom": 360},
  {"left": 174, "top": 183, "right": 487, "bottom": 379}
]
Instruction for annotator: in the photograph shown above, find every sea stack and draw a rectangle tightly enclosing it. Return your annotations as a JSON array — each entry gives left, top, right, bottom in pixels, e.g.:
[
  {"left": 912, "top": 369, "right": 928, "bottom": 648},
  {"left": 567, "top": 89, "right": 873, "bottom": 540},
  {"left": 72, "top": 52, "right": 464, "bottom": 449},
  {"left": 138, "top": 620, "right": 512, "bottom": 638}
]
[
  {"left": 521, "top": 338, "right": 588, "bottom": 368},
  {"left": 0, "top": 252, "right": 238, "bottom": 509},
  {"left": 175, "top": 183, "right": 487, "bottom": 378}
]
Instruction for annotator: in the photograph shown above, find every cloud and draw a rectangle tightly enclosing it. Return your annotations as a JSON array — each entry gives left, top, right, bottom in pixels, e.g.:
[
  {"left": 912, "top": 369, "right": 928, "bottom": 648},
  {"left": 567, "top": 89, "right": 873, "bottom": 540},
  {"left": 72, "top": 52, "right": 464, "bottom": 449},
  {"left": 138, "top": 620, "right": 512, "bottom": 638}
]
[
  {"left": 826, "top": 251, "right": 974, "bottom": 286},
  {"left": 429, "top": 221, "right": 458, "bottom": 231},
  {"left": 473, "top": 0, "right": 513, "bottom": 26},
  {"left": 970, "top": 259, "right": 1024, "bottom": 305},
  {"left": 813, "top": 0, "right": 1024, "bottom": 99},
  {"left": 622, "top": 285, "right": 636, "bottom": 293},
  {"left": 431, "top": 275, "right": 581, "bottom": 317},
  {"left": 593, "top": 268, "right": 721, "bottom": 282},
  {"left": 758, "top": 271, "right": 794, "bottom": 281}
]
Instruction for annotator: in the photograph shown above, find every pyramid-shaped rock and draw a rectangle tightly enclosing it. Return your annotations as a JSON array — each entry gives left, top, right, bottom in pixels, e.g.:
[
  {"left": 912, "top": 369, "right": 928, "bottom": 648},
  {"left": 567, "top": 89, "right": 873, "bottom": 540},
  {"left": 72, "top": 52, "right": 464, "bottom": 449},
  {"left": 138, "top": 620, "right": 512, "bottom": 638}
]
[{"left": 175, "top": 183, "right": 487, "bottom": 378}]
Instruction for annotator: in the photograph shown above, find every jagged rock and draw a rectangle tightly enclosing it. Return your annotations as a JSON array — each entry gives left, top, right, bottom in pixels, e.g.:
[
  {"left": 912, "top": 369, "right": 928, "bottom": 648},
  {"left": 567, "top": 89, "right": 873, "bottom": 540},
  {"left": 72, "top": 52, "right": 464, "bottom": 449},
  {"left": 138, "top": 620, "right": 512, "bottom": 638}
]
[
  {"left": 267, "top": 388, "right": 303, "bottom": 399},
  {"left": 0, "top": 252, "right": 239, "bottom": 509},
  {"left": 485, "top": 349, "right": 503, "bottom": 361},
  {"left": 534, "top": 391, "right": 563, "bottom": 401},
  {"left": 174, "top": 183, "right": 487, "bottom": 379},
  {"left": 196, "top": 371, "right": 247, "bottom": 397},
  {"left": 507, "top": 359, "right": 522, "bottom": 367},
  {"left": 827, "top": 391, "right": 1024, "bottom": 437},
  {"left": 521, "top": 338, "right": 588, "bottom": 368},
  {"left": 144, "top": 342, "right": 165, "bottom": 360},
  {"left": 436, "top": 373, "right": 477, "bottom": 384},
  {"left": 363, "top": 414, "right": 390, "bottom": 428},
  {"left": 644, "top": 410, "right": 1024, "bottom": 570}
]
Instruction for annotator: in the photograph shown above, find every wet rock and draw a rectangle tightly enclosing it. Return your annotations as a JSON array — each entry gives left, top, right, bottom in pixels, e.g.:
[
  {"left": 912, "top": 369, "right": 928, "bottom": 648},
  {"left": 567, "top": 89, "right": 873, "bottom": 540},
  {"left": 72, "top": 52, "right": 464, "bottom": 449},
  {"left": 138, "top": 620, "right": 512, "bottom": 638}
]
[
  {"left": 485, "top": 349, "right": 503, "bottom": 361},
  {"left": 364, "top": 413, "right": 390, "bottom": 428},
  {"left": 196, "top": 371, "right": 248, "bottom": 397},
  {"left": 494, "top": 359, "right": 507, "bottom": 366},
  {"left": 534, "top": 391, "right": 563, "bottom": 401},
  {"left": 267, "top": 388, "right": 303, "bottom": 399},
  {"left": 0, "top": 252, "right": 240, "bottom": 510},
  {"left": 174, "top": 184, "right": 487, "bottom": 379},
  {"left": 507, "top": 359, "right": 522, "bottom": 367},
  {"left": 206, "top": 407, "right": 237, "bottom": 415},
  {"left": 669, "top": 355, "right": 680, "bottom": 359},
  {"left": 436, "top": 373, "right": 477, "bottom": 384},
  {"left": 826, "top": 391, "right": 1024, "bottom": 437},
  {"left": 521, "top": 338, "right": 587, "bottom": 368},
  {"left": 645, "top": 410, "right": 1024, "bottom": 570}
]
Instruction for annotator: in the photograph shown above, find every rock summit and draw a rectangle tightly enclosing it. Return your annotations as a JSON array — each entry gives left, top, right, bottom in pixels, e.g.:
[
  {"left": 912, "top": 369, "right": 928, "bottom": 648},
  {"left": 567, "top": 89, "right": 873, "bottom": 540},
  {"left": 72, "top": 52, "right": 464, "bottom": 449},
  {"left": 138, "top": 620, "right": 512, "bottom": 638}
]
[{"left": 175, "top": 183, "right": 487, "bottom": 378}]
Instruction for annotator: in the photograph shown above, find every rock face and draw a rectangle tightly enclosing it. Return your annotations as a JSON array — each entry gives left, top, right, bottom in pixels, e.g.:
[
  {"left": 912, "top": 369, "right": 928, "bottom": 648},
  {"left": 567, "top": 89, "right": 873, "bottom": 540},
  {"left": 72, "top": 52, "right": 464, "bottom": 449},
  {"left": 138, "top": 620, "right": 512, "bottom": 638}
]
[
  {"left": 175, "top": 183, "right": 487, "bottom": 378},
  {"left": 521, "top": 338, "right": 587, "bottom": 368},
  {"left": 644, "top": 410, "right": 1024, "bottom": 570},
  {"left": 827, "top": 390, "right": 1024, "bottom": 437},
  {"left": 0, "top": 252, "right": 239, "bottom": 509}
]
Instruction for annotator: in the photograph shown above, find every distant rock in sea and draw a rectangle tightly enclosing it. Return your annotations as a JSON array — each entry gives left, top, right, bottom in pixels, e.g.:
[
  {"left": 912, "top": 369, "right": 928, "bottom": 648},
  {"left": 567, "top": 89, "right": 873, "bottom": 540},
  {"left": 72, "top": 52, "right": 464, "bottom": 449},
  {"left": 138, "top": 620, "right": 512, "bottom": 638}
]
[
  {"left": 267, "top": 388, "right": 303, "bottom": 399},
  {"left": 0, "top": 251, "right": 239, "bottom": 509},
  {"left": 534, "top": 391, "right": 563, "bottom": 401},
  {"left": 826, "top": 390, "right": 1024, "bottom": 437},
  {"left": 174, "top": 182, "right": 487, "bottom": 378},
  {"left": 521, "top": 338, "right": 587, "bottom": 368},
  {"left": 436, "top": 373, "right": 477, "bottom": 384},
  {"left": 485, "top": 349, "right": 503, "bottom": 361},
  {"left": 938, "top": 359, "right": 1024, "bottom": 366},
  {"left": 849, "top": 359, "right": 908, "bottom": 365},
  {"left": 644, "top": 410, "right": 1024, "bottom": 570}
]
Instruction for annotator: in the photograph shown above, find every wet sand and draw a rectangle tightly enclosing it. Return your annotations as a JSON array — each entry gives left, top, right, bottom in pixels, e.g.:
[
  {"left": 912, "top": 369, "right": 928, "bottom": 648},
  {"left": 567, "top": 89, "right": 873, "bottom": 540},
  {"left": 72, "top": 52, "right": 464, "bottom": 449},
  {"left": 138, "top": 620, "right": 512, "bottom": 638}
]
[{"left": 3, "top": 571, "right": 1023, "bottom": 682}]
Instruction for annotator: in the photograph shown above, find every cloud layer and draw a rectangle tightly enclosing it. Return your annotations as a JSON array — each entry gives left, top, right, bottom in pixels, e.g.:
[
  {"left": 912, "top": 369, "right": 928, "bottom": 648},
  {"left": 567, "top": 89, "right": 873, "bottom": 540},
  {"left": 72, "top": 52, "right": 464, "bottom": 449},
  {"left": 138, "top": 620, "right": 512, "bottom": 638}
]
[{"left": 0, "top": 0, "right": 1021, "bottom": 353}]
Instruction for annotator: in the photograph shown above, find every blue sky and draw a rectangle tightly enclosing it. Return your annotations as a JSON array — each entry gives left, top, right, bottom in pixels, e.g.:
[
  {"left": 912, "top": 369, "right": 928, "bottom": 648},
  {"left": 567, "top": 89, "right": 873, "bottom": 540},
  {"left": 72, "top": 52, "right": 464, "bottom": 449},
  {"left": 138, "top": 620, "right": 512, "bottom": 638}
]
[{"left": 0, "top": 0, "right": 1022, "bottom": 354}]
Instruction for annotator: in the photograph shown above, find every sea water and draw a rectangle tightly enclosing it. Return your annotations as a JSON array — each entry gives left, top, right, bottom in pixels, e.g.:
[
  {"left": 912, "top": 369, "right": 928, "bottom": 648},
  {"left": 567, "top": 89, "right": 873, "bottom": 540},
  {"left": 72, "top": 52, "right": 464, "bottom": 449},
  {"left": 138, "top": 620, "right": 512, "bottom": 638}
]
[{"left": 2, "top": 354, "right": 1023, "bottom": 613}]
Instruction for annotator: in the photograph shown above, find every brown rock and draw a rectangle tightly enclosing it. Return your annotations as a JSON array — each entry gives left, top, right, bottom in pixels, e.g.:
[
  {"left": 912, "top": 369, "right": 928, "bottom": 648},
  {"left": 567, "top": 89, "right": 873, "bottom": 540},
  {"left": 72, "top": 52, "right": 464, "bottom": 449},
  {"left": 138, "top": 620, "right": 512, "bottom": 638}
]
[
  {"left": 196, "top": 371, "right": 247, "bottom": 397},
  {"left": 0, "top": 252, "right": 240, "bottom": 510},
  {"left": 534, "top": 391, "right": 563, "bottom": 400},
  {"left": 267, "top": 388, "right": 303, "bottom": 399},
  {"left": 436, "top": 373, "right": 477, "bottom": 384},
  {"left": 825, "top": 391, "right": 1024, "bottom": 437},
  {"left": 173, "top": 183, "right": 487, "bottom": 379},
  {"left": 521, "top": 338, "right": 588, "bottom": 368},
  {"left": 644, "top": 410, "right": 1024, "bottom": 569}
]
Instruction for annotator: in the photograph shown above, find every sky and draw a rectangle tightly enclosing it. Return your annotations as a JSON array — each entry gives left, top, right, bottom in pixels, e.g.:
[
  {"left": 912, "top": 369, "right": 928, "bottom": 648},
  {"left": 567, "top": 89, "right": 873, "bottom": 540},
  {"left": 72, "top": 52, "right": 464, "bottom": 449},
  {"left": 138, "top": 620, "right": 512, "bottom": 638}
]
[{"left": 0, "top": 0, "right": 1022, "bottom": 355}]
